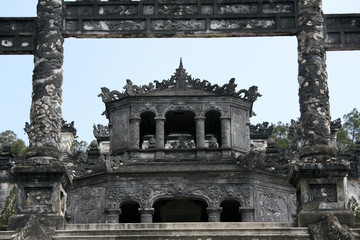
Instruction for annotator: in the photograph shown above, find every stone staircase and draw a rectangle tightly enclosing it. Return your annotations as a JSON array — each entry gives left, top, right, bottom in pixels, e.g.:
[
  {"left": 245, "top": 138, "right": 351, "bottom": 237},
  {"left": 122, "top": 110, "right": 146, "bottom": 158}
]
[
  {"left": 54, "top": 222, "right": 311, "bottom": 240},
  {"left": 0, "top": 222, "right": 359, "bottom": 239}
]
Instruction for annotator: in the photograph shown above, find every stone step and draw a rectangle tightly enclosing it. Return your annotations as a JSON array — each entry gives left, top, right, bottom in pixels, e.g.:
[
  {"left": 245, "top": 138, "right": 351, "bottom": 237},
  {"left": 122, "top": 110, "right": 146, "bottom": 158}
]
[
  {"left": 63, "top": 222, "right": 296, "bottom": 230},
  {"left": 54, "top": 223, "right": 311, "bottom": 240},
  {"left": 53, "top": 234, "right": 311, "bottom": 240},
  {"left": 0, "top": 231, "right": 13, "bottom": 240}
]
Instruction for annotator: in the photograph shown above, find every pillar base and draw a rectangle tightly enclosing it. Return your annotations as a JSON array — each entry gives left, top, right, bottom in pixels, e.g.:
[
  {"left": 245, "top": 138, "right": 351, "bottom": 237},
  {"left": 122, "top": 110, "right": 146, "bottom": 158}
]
[
  {"left": 8, "top": 214, "right": 67, "bottom": 230},
  {"left": 297, "top": 210, "right": 354, "bottom": 227}
]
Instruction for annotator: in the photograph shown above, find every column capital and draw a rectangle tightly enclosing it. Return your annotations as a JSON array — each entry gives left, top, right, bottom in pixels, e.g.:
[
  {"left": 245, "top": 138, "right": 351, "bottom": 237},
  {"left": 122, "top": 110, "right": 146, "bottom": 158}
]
[
  {"left": 154, "top": 117, "right": 166, "bottom": 121},
  {"left": 138, "top": 207, "right": 155, "bottom": 214}
]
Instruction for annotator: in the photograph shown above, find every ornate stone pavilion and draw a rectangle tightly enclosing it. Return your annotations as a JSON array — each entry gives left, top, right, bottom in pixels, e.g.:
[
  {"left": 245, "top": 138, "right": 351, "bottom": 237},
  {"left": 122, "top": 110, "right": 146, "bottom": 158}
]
[{"left": 64, "top": 60, "right": 297, "bottom": 224}]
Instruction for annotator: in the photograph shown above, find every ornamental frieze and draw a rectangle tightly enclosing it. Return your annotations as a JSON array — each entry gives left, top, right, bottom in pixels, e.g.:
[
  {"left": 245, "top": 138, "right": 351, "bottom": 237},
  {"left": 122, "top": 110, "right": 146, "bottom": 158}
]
[{"left": 105, "top": 183, "right": 253, "bottom": 208}]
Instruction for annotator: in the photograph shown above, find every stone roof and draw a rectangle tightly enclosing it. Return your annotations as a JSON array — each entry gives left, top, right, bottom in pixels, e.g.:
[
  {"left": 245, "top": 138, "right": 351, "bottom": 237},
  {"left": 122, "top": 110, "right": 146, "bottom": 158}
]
[{"left": 99, "top": 59, "right": 261, "bottom": 103}]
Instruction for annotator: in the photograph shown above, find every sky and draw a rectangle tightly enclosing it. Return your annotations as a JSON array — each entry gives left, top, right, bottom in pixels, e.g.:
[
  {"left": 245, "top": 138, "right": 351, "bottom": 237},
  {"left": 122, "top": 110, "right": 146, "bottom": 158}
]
[{"left": 0, "top": 1, "right": 360, "bottom": 145}]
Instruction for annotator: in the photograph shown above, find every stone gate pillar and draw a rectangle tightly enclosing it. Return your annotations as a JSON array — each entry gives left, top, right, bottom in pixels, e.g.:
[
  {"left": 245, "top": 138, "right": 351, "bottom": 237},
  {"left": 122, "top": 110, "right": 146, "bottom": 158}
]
[
  {"left": 25, "top": 0, "right": 64, "bottom": 158},
  {"left": 8, "top": 0, "right": 70, "bottom": 231},
  {"left": 292, "top": 0, "right": 354, "bottom": 227}
]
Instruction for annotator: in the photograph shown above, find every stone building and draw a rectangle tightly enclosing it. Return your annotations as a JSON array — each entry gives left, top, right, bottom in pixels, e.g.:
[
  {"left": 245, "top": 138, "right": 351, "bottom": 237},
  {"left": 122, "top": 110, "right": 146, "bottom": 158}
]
[{"left": 64, "top": 60, "right": 297, "bottom": 224}]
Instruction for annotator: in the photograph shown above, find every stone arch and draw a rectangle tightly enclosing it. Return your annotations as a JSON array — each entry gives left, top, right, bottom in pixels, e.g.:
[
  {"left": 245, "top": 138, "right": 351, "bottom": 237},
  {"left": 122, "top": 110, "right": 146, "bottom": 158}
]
[
  {"left": 220, "top": 199, "right": 242, "bottom": 222},
  {"left": 164, "top": 110, "right": 196, "bottom": 149},
  {"left": 140, "top": 111, "right": 156, "bottom": 149},
  {"left": 119, "top": 200, "right": 141, "bottom": 223},
  {"left": 152, "top": 197, "right": 208, "bottom": 223},
  {"left": 205, "top": 110, "right": 222, "bottom": 148}
]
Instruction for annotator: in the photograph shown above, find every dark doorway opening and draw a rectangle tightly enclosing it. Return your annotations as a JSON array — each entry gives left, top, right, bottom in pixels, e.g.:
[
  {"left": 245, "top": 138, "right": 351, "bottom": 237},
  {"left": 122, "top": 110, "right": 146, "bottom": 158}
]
[
  {"left": 119, "top": 201, "right": 141, "bottom": 223},
  {"left": 153, "top": 199, "right": 208, "bottom": 222},
  {"left": 220, "top": 200, "right": 241, "bottom": 222}
]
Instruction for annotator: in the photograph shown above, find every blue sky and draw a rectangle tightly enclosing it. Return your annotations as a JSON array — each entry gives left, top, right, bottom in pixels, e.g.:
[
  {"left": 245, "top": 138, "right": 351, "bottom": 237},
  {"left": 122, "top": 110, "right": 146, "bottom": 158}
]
[{"left": 0, "top": 1, "right": 360, "bottom": 144}]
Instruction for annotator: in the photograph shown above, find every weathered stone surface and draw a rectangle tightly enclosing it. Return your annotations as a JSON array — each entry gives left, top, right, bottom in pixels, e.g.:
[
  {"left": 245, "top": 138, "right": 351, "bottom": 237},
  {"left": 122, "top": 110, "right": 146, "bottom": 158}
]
[
  {"left": 308, "top": 213, "right": 354, "bottom": 240},
  {"left": 297, "top": 0, "right": 334, "bottom": 159},
  {"left": 210, "top": 19, "right": 275, "bottom": 30},
  {"left": 25, "top": 0, "right": 64, "bottom": 157},
  {"left": 10, "top": 215, "right": 53, "bottom": 240}
]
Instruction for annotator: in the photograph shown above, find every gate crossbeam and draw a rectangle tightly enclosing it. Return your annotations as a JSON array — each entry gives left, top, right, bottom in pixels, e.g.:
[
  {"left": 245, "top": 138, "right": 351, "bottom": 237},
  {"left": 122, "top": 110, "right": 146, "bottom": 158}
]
[{"left": 0, "top": 1, "right": 359, "bottom": 54}]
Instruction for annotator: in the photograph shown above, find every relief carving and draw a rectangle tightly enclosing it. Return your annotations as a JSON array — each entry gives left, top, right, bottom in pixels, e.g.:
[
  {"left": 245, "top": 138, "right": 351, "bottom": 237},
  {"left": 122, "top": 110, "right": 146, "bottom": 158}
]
[
  {"left": 310, "top": 184, "right": 337, "bottom": 202},
  {"left": 151, "top": 20, "right": 205, "bottom": 31},
  {"left": 158, "top": 5, "right": 197, "bottom": 15},
  {"left": 25, "top": 188, "right": 52, "bottom": 206},
  {"left": 105, "top": 183, "right": 253, "bottom": 209},
  {"left": 257, "top": 190, "right": 289, "bottom": 222}
]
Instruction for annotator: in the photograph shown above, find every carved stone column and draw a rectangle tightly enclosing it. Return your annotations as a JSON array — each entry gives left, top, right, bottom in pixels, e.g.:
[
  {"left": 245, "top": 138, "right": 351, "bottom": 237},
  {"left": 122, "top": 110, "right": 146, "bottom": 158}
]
[
  {"left": 25, "top": 0, "right": 64, "bottom": 158},
  {"left": 291, "top": 0, "right": 354, "bottom": 227},
  {"left": 8, "top": 0, "right": 71, "bottom": 231},
  {"left": 139, "top": 208, "right": 154, "bottom": 223},
  {"left": 129, "top": 117, "right": 141, "bottom": 150},
  {"left": 105, "top": 208, "right": 121, "bottom": 223},
  {"left": 195, "top": 117, "right": 206, "bottom": 148},
  {"left": 155, "top": 117, "right": 166, "bottom": 149},
  {"left": 207, "top": 207, "right": 222, "bottom": 222},
  {"left": 239, "top": 207, "right": 254, "bottom": 222},
  {"left": 297, "top": 0, "right": 335, "bottom": 159},
  {"left": 220, "top": 117, "right": 231, "bottom": 148}
]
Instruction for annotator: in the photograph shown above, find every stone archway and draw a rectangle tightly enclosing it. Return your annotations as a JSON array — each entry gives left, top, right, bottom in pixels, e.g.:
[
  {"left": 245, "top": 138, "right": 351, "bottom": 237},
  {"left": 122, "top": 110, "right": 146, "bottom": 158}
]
[
  {"left": 153, "top": 198, "right": 208, "bottom": 223},
  {"left": 220, "top": 200, "right": 241, "bottom": 222}
]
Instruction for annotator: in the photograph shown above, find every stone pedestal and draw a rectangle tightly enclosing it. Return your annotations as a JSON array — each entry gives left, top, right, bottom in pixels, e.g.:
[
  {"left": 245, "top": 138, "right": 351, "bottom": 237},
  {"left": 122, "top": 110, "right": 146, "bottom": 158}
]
[
  {"left": 290, "top": 160, "right": 354, "bottom": 227},
  {"left": 8, "top": 158, "right": 71, "bottom": 230},
  {"left": 139, "top": 208, "right": 154, "bottom": 223},
  {"left": 207, "top": 207, "right": 222, "bottom": 222},
  {"left": 105, "top": 208, "right": 121, "bottom": 223}
]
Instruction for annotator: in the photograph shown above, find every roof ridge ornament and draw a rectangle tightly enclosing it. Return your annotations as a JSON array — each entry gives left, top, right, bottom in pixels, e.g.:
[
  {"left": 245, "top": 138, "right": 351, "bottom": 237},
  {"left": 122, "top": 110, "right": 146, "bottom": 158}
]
[{"left": 98, "top": 59, "right": 261, "bottom": 103}]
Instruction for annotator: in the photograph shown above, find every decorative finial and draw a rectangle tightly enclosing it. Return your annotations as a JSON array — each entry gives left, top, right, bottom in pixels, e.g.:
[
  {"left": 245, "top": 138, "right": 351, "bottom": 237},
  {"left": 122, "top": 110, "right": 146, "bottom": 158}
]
[{"left": 179, "top": 57, "right": 183, "bottom": 69}]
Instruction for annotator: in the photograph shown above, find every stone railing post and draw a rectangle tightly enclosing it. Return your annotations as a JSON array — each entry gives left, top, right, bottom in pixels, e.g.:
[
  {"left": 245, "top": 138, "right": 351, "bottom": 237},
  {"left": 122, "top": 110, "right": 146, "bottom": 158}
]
[
  {"left": 105, "top": 208, "right": 121, "bottom": 223},
  {"left": 195, "top": 117, "right": 206, "bottom": 148},
  {"left": 239, "top": 207, "right": 254, "bottom": 222},
  {"left": 155, "top": 117, "right": 166, "bottom": 149},
  {"left": 139, "top": 208, "right": 154, "bottom": 223},
  {"left": 129, "top": 117, "right": 141, "bottom": 150},
  {"left": 207, "top": 207, "right": 222, "bottom": 222},
  {"left": 220, "top": 117, "right": 231, "bottom": 148}
]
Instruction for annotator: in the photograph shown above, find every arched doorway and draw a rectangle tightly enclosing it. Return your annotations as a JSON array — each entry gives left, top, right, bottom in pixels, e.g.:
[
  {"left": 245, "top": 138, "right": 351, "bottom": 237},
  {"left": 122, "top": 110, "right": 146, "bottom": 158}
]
[
  {"left": 153, "top": 198, "right": 208, "bottom": 222},
  {"left": 220, "top": 200, "right": 241, "bottom": 222},
  {"left": 119, "top": 201, "right": 141, "bottom": 223},
  {"left": 140, "top": 111, "right": 156, "bottom": 149},
  {"left": 205, "top": 110, "right": 221, "bottom": 147},
  {"left": 165, "top": 110, "right": 196, "bottom": 149}
]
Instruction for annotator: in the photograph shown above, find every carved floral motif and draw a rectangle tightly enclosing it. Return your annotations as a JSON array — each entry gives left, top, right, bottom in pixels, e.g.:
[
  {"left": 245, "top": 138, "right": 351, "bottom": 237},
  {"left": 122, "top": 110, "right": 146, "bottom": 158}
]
[{"left": 105, "top": 183, "right": 253, "bottom": 208}]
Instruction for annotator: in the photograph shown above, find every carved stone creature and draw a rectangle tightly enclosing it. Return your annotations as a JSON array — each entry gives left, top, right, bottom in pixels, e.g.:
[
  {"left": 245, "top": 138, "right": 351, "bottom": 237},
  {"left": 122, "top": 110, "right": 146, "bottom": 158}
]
[
  {"left": 10, "top": 215, "right": 53, "bottom": 240},
  {"left": 308, "top": 213, "right": 354, "bottom": 240}
]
